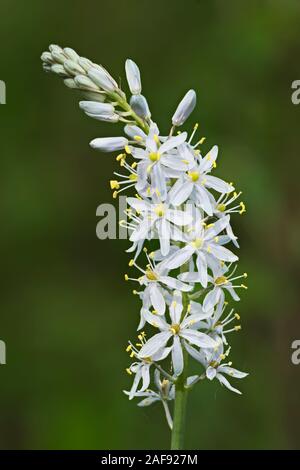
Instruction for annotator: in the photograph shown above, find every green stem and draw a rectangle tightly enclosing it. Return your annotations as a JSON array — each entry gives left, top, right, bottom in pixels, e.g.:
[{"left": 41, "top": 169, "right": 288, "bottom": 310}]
[
  {"left": 171, "top": 349, "right": 188, "bottom": 449},
  {"left": 109, "top": 92, "right": 149, "bottom": 134},
  {"left": 171, "top": 261, "right": 190, "bottom": 450}
]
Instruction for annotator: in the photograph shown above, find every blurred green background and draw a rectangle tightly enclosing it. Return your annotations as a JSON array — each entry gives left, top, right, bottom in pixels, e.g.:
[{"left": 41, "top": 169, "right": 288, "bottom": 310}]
[{"left": 1, "top": 0, "right": 300, "bottom": 450}]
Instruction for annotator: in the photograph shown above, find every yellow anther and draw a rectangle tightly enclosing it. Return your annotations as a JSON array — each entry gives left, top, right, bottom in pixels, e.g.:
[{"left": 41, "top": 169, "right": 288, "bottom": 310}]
[
  {"left": 152, "top": 321, "right": 159, "bottom": 328},
  {"left": 233, "top": 191, "right": 238, "bottom": 198},
  {"left": 217, "top": 203, "right": 226, "bottom": 212},
  {"left": 132, "top": 290, "right": 138, "bottom": 295},
  {"left": 149, "top": 251, "right": 155, "bottom": 259},
  {"left": 212, "top": 161, "right": 217, "bottom": 168},
  {"left": 201, "top": 178, "right": 207, "bottom": 185},
  {"left": 126, "top": 344, "right": 132, "bottom": 352},
  {"left": 136, "top": 343, "right": 142, "bottom": 347},
  {"left": 170, "top": 324, "right": 181, "bottom": 335},
  {"left": 138, "top": 334, "right": 143, "bottom": 341},
  {"left": 241, "top": 284, "right": 248, "bottom": 289},
  {"left": 239, "top": 202, "right": 246, "bottom": 214},
  {"left": 151, "top": 309, "right": 158, "bottom": 315},
  {"left": 205, "top": 154, "right": 211, "bottom": 161},
  {"left": 214, "top": 236, "right": 219, "bottom": 242},
  {"left": 188, "top": 171, "right": 200, "bottom": 182},
  {"left": 131, "top": 161, "right": 137, "bottom": 169},
  {"left": 146, "top": 187, "right": 151, "bottom": 195},
  {"left": 154, "top": 134, "right": 160, "bottom": 144},
  {"left": 145, "top": 269, "right": 158, "bottom": 281},
  {"left": 128, "top": 259, "right": 135, "bottom": 267},
  {"left": 129, "top": 173, "right": 138, "bottom": 181},
  {"left": 116, "top": 153, "right": 125, "bottom": 161},
  {"left": 210, "top": 360, "right": 219, "bottom": 368},
  {"left": 126, "top": 368, "right": 132, "bottom": 375},
  {"left": 215, "top": 276, "right": 228, "bottom": 285},
  {"left": 112, "top": 191, "right": 118, "bottom": 199},
  {"left": 194, "top": 149, "right": 200, "bottom": 155},
  {"left": 205, "top": 223, "right": 214, "bottom": 229},
  {"left": 124, "top": 274, "right": 129, "bottom": 281},
  {"left": 130, "top": 351, "right": 135, "bottom": 358},
  {"left": 149, "top": 152, "right": 160, "bottom": 162},
  {"left": 187, "top": 303, "right": 191, "bottom": 313},
  {"left": 228, "top": 361, "right": 233, "bottom": 366},
  {"left": 154, "top": 203, "right": 165, "bottom": 217},
  {"left": 134, "top": 135, "right": 143, "bottom": 142},
  {"left": 234, "top": 325, "right": 242, "bottom": 331},
  {"left": 234, "top": 313, "right": 241, "bottom": 320},
  {"left": 181, "top": 159, "right": 190, "bottom": 164},
  {"left": 110, "top": 180, "right": 120, "bottom": 190},
  {"left": 193, "top": 123, "right": 199, "bottom": 130},
  {"left": 199, "top": 137, "right": 206, "bottom": 144},
  {"left": 177, "top": 131, "right": 181, "bottom": 134},
  {"left": 191, "top": 238, "right": 203, "bottom": 249},
  {"left": 220, "top": 354, "right": 226, "bottom": 360},
  {"left": 243, "top": 273, "right": 248, "bottom": 278},
  {"left": 135, "top": 193, "right": 142, "bottom": 200},
  {"left": 125, "top": 145, "right": 131, "bottom": 154},
  {"left": 206, "top": 245, "right": 212, "bottom": 253}
]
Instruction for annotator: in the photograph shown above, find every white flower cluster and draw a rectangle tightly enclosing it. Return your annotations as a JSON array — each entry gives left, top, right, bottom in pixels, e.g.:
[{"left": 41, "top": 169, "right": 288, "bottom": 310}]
[{"left": 42, "top": 45, "right": 248, "bottom": 430}]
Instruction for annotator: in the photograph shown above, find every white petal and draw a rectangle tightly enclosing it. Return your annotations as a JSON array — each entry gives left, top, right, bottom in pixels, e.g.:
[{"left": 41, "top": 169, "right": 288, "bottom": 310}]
[
  {"left": 218, "top": 366, "right": 248, "bottom": 379},
  {"left": 216, "top": 373, "right": 242, "bottom": 394},
  {"left": 180, "top": 330, "right": 216, "bottom": 348},
  {"left": 168, "top": 179, "right": 193, "bottom": 206},
  {"left": 143, "top": 306, "right": 168, "bottom": 328},
  {"left": 127, "top": 197, "right": 150, "bottom": 212},
  {"left": 125, "top": 59, "right": 142, "bottom": 95},
  {"left": 149, "top": 284, "right": 166, "bottom": 315},
  {"left": 159, "top": 132, "right": 187, "bottom": 154},
  {"left": 206, "top": 366, "right": 217, "bottom": 380},
  {"left": 199, "top": 145, "right": 218, "bottom": 173},
  {"left": 203, "top": 287, "right": 222, "bottom": 312},
  {"left": 205, "top": 215, "right": 230, "bottom": 240},
  {"left": 164, "top": 245, "right": 194, "bottom": 270},
  {"left": 205, "top": 175, "right": 233, "bottom": 193},
  {"left": 160, "top": 276, "right": 193, "bottom": 292},
  {"left": 141, "top": 364, "right": 151, "bottom": 391},
  {"left": 195, "top": 185, "right": 213, "bottom": 216},
  {"left": 90, "top": 137, "right": 128, "bottom": 152},
  {"left": 196, "top": 252, "right": 208, "bottom": 288},
  {"left": 172, "top": 90, "right": 196, "bottom": 126},
  {"left": 157, "top": 218, "right": 170, "bottom": 257},
  {"left": 170, "top": 291, "right": 183, "bottom": 324},
  {"left": 139, "top": 331, "right": 172, "bottom": 358},
  {"left": 172, "top": 336, "right": 184, "bottom": 376},
  {"left": 166, "top": 209, "right": 192, "bottom": 226},
  {"left": 209, "top": 243, "right": 238, "bottom": 262}
]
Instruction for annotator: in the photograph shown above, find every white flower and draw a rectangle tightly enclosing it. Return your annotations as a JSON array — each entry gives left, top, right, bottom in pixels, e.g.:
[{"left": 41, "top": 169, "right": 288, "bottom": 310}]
[
  {"left": 126, "top": 252, "right": 193, "bottom": 315},
  {"left": 79, "top": 100, "right": 119, "bottom": 122},
  {"left": 127, "top": 193, "right": 193, "bottom": 256},
  {"left": 169, "top": 145, "right": 233, "bottom": 214},
  {"left": 125, "top": 59, "right": 142, "bottom": 95},
  {"left": 172, "top": 89, "right": 197, "bottom": 127},
  {"left": 185, "top": 341, "right": 248, "bottom": 394},
  {"left": 130, "top": 94, "right": 151, "bottom": 119},
  {"left": 180, "top": 262, "right": 248, "bottom": 312},
  {"left": 164, "top": 215, "right": 238, "bottom": 287},
  {"left": 88, "top": 66, "right": 118, "bottom": 93},
  {"left": 197, "top": 299, "right": 242, "bottom": 345},
  {"left": 90, "top": 136, "right": 128, "bottom": 152},
  {"left": 139, "top": 291, "right": 216, "bottom": 376},
  {"left": 124, "top": 370, "right": 175, "bottom": 429},
  {"left": 128, "top": 123, "right": 189, "bottom": 198},
  {"left": 125, "top": 333, "right": 172, "bottom": 400}
]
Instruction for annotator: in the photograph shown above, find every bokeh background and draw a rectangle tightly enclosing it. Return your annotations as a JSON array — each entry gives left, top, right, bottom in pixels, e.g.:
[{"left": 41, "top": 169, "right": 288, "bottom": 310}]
[{"left": 1, "top": 0, "right": 300, "bottom": 450}]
